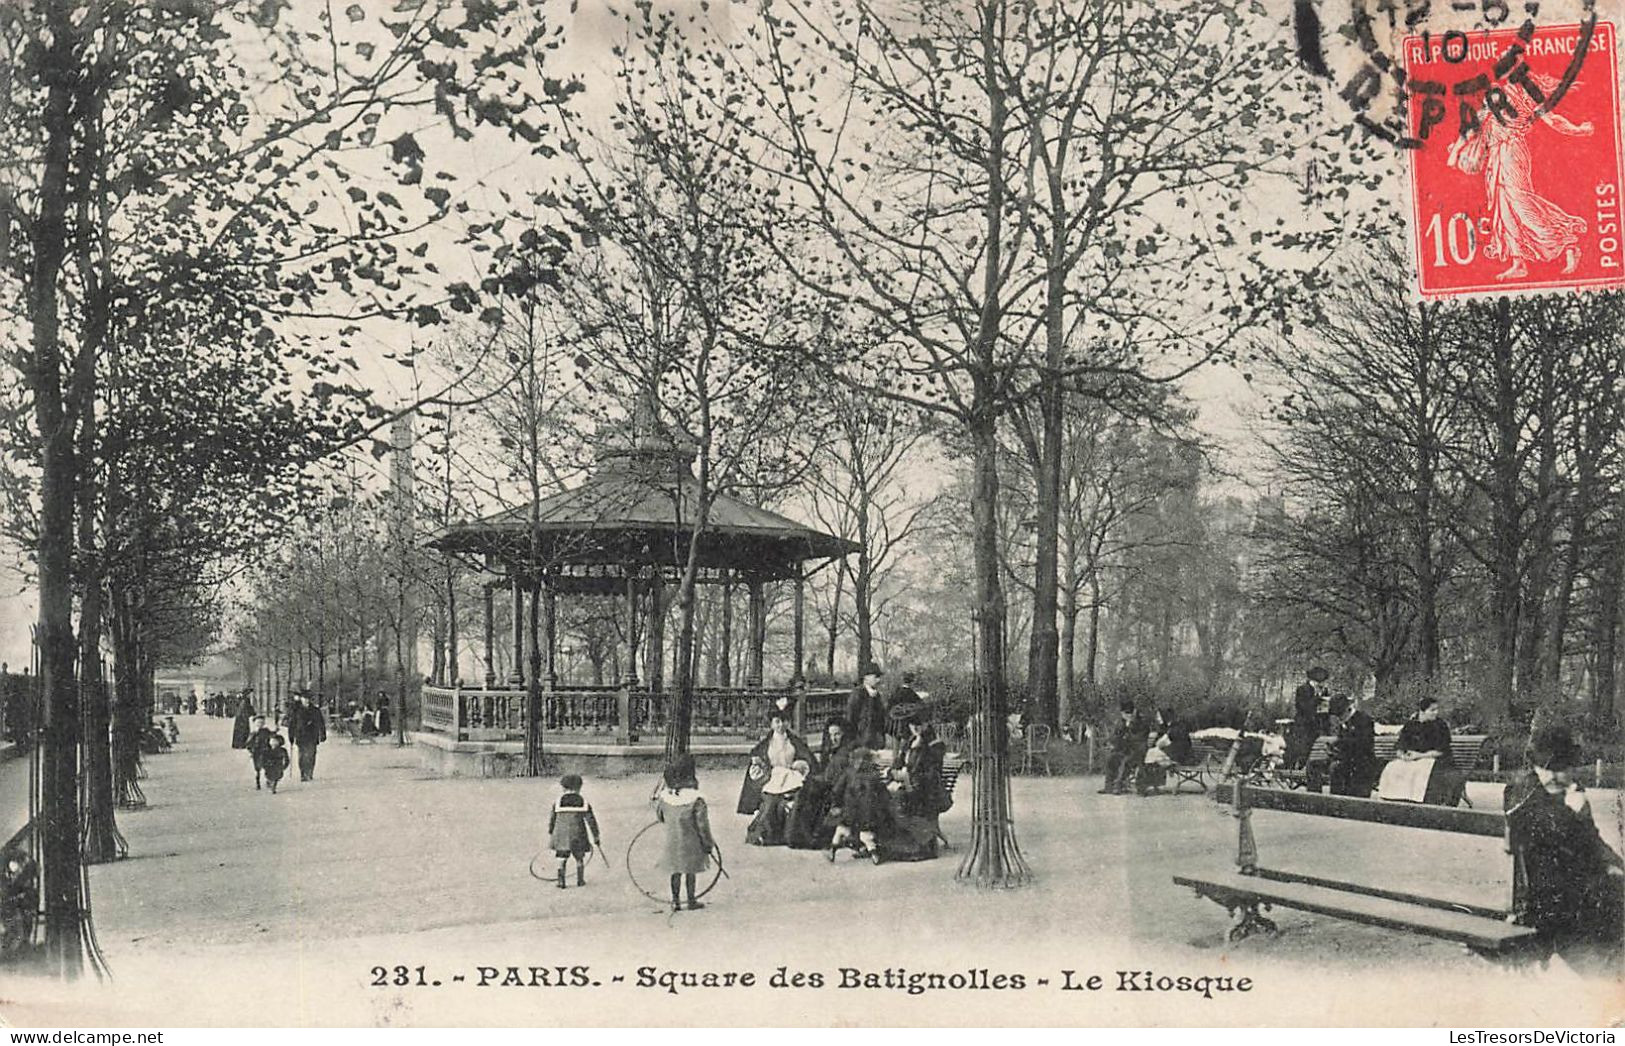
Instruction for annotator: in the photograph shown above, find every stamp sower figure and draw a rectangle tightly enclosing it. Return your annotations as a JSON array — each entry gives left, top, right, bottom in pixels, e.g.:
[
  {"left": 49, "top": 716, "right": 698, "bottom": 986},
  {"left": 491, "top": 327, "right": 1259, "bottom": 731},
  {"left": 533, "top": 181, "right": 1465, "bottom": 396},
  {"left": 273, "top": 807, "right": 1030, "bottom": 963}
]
[
  {"left": 653, "top": 754, "right": 715, "bottom": 912},
  {"left": 846, "top": 662, "right": 888, "bottom": 750},
  {"left": 548, "top": 774, "right": 601, "bottom": 890},
  {"left": 1504, "top": 724, "right": 1624, "bottom": 974},
  {"left": 244, "top": 715, "right": 274, "bottom": 791},
  {"left": 1448, "top": 75, "right": 1593, "bottom": 280},
  {"left": 261, "top": 734, "right": 291, "bottom": 794}
]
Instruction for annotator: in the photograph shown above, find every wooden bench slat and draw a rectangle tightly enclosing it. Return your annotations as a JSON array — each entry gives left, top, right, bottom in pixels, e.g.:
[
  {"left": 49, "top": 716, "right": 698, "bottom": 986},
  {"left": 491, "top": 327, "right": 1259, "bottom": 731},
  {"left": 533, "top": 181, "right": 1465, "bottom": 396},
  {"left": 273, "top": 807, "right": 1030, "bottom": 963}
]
[
  {"left": 1173, "top": 871, "right": 1536, "bottom": 952},
  {"left": 1213, "top": 784, "right": 1504, "bottom": 837},
  {"left": 1248, "top": 867, "right": 1510, "bottom": 921}
]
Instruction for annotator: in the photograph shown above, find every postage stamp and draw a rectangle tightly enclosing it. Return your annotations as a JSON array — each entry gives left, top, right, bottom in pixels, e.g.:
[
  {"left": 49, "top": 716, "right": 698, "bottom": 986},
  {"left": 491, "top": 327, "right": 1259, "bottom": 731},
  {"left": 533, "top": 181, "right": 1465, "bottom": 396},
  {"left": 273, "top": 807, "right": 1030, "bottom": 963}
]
[{"left": 1404, "top": 21, "right": 1625, "bottom": 298}]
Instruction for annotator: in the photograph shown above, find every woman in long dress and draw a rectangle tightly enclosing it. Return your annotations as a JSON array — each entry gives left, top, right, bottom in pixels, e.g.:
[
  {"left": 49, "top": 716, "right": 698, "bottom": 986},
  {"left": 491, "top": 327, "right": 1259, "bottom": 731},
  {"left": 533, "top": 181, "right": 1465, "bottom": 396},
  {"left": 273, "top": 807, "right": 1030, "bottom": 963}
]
[
  {"left": 230, "top": 693, "right": 255, "bottom": 751},
  {"left": 1379, "top": 697, "right": 1464, "bottom": 805},
  {"left": 1448, "top": 75, "right": 1594, "bottom": 279},
  {"left": 737, "top": 707, "right": 814, "bottom": 846}
]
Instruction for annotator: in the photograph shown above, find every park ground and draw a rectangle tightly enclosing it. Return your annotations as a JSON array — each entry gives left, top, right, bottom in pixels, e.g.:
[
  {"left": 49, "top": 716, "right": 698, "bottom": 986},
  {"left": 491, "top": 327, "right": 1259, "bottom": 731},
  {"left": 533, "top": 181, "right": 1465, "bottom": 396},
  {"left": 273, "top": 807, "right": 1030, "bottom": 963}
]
[{"left": 2, "top": 718, "right": 1621, "bottom": 1028}]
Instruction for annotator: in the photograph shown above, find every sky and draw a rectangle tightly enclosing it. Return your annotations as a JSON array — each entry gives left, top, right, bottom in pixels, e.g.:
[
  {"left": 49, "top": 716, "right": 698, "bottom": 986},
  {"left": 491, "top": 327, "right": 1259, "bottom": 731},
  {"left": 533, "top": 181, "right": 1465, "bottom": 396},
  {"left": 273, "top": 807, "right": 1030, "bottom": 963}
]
[{"left": 8, "top": 0, "right": 1615, "bottom": 672}]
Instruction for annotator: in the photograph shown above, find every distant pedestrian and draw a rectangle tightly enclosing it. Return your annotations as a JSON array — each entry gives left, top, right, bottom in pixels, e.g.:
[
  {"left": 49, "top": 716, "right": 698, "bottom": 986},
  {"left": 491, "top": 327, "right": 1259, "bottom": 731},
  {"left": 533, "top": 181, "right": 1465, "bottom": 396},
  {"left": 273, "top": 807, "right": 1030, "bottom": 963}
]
[
  {"left": 548, "top": 774, "right": 602, "bottom": 889},
  {"left": 374, "top": 693, "right": 393, "bottom": 738},
  {"left": 262, "top": 735, "right": 291, "bottom": 794},
  {"left": 244, "top": 716, "right": 274, "bottom": 790},
  {"left": 230, "top": 694, "right": 255, "bottom": 751},
  {"left": 652, "top": 754, "right": 715, "bottom": 913},
  {"left": 289, "top": 694, "right": 327, "bottom": 782}
]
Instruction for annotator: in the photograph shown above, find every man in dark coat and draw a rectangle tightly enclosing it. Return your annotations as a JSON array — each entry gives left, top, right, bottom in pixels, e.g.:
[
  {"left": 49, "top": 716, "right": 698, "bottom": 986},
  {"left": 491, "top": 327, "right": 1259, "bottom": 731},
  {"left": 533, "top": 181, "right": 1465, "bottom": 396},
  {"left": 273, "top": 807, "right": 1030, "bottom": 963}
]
[
  {"left": 1285, "top": 665, "right": 1328, "bottom": 769},
  {"left": 289, "top": 694, "right": 327, "bottom": 782},
  {"left": 1504, "top": 724, "right": 1624, "bottom": 973},
  {"left": 846, "top": 663, "right": 888, "bottom": 750},
  {"left": 374, "top": 691, "right": 393, "bottom": 739},
  {"left": 1099, "top": 703, "right": 1149, "bottom": 795},
  {"left": 1327, "top": 695, "right": 1378, "bottom": 796}
]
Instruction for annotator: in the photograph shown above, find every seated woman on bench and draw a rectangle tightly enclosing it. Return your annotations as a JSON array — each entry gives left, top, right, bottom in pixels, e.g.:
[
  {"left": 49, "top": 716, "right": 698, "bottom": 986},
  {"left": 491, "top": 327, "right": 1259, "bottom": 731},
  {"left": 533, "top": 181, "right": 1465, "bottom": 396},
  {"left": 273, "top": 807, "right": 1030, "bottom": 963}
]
[
  {"left": 1377, "top": 697, "right": 1465, "bottom": 805},
  {"left": 1137, "top": 709, "right": 1194, "bottom": 795},
  {"left": 738, "top": 706, "right": 814, "bottom": 847}
]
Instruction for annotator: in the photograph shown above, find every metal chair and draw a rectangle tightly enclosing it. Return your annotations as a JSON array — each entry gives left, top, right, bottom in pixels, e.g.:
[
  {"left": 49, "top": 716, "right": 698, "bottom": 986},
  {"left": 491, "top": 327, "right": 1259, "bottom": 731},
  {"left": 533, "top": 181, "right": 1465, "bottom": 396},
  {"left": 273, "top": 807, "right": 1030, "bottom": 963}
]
[{"left": 1020, "top": 723, "right": 1053, "bottom": 776}]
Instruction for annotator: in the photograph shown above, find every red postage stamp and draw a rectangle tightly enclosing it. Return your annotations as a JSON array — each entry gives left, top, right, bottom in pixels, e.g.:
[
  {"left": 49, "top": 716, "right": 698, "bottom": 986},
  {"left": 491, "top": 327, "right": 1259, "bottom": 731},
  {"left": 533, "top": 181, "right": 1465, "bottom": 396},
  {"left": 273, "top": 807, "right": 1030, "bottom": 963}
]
[{"left": 1404, "top": 21, "right": 1625, "bottom": 299}]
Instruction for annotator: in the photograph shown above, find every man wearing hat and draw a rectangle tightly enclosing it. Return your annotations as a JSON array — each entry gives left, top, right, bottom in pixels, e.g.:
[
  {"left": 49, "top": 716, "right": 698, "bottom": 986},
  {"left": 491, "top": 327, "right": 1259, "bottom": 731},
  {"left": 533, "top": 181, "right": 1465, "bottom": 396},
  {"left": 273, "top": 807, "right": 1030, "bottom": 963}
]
[
  {"left": 1326, "top": 695, "right": 1377, "bottom": 797},
  {"left": 1099, "top": 702, "right": 1149, "bottom": 795},
  {"left": 1286, "top": 665, "right": 1330, "bottom": 769},
  {"left": 885, "top": 671, "right": 923, "bottom": 754},
  {"left": 846, "top": 663, "right": 888, "bottom": 750},
  {"left": 1504, "top": 724, "right": 1624, "bottom": 972}
]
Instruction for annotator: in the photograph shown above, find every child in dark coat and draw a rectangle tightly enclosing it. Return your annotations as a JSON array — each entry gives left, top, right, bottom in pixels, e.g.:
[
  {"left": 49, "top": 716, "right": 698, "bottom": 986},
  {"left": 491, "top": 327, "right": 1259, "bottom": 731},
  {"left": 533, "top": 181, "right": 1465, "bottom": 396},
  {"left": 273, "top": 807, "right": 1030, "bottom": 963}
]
[
  {"left": 261, "top": 734, "right": 291, "bottom": 794},
  {"left": 829, "top": 747, "right": 894, "bottom": 863},
  {"left": 244, "top": 716, "right": 274, "bottom": 790},
  {"left": 548, "top": 774, "right": 602, "bottom": 889}
]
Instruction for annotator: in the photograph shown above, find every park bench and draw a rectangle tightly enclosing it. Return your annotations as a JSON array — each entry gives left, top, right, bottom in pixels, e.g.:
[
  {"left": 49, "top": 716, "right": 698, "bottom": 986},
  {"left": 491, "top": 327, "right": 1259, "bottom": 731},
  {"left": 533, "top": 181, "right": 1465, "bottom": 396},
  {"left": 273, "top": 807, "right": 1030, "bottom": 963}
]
[
  {"left": 1173, "top": 782, "right": 1536, "bottom": 958},
  {"left": 871, "top": 748, "right": 966, "bottom": 797},
  {"left": 1164, "top": 741, "right": 1227, "bottom": 794},
  {"left": 335, "top": 718, "right": 377, "bottom": 744},
  {"left": 1275, "top": 733, "right": 1490, "bottom": 799}
]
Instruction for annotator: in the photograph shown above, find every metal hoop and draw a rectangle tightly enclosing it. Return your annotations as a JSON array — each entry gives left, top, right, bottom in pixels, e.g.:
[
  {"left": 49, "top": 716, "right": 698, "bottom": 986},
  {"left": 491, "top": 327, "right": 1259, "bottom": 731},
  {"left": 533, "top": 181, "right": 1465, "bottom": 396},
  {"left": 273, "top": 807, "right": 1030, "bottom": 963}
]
[
  {"left": 528, "top": 846, "right": 596, "bottom": 881},
  {"left": 624, "top": 821, "right": 724, "bottom": 904}
]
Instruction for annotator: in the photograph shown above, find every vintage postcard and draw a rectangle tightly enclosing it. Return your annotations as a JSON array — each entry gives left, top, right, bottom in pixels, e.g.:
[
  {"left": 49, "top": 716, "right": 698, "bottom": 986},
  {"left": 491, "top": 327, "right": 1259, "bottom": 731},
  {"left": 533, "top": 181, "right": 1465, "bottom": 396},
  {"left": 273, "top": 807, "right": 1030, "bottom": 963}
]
[{"left": 0, "top": 0, "right": 1621, "bottom": 1030}]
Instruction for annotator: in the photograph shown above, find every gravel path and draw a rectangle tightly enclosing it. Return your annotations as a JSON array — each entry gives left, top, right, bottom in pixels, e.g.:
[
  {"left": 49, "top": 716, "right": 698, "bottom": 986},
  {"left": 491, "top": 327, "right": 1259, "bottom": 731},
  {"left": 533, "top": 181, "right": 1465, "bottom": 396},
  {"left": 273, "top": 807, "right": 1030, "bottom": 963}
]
[{"left": 5, "top": 716, "right": 1618, "bottom": 1027}]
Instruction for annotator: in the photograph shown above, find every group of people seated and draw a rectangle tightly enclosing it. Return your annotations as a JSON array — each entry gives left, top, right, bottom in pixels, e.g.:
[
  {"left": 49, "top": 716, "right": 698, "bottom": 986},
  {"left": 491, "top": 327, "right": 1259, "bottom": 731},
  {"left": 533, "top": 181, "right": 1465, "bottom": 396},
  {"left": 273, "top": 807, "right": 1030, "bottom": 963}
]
[
  {"left": 1098, "top": 704, "right": 1196, "bottom": 796},
  {"left": 342, "top": 695, "right": 393, "bottom": 738},
  {"left": 139, "top": 715, "right": 180, "bottom": 755},
  {"left": 735, "top": 698, "right": 953, "bottom": 865}
]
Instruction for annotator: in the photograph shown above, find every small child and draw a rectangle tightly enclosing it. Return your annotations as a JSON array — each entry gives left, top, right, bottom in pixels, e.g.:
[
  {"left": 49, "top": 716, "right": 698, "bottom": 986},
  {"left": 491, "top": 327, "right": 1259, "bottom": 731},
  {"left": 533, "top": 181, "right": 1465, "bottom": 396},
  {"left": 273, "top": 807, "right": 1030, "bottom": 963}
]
[
  {"left": 653, "top": 754, "right": 716, "bottom": 912},
  {"left": 548, "top": 774, "right": 602, "bottom": 889},
  {"left": 245, "top": 715, "right": 274, "bottom": 790},
  {"left": 829, "top": 747, "right": 892, "bottom": 864},
  {"left": 262, "top": 734, "right": 291, "bottom": 794}
]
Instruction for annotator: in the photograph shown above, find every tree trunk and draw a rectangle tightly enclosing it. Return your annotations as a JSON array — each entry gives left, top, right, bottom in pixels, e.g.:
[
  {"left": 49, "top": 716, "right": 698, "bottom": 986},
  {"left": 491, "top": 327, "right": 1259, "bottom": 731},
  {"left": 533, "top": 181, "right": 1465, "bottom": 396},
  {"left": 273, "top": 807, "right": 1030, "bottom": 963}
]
[
  {"left": 1486, "top": 298, "right": 1520, "bottom": 722},
  {"left": 1413, "top": 303, "right": 1442, "bottom": 678},
  {"left": 1025, "top": 156, "right": 1067, "bottom": 731},
  {"left": 1516, "top": 342, "right": 1560, "bottom": 697},
  {"left": 109, "top": 591, "right": 145, "bottom": 811},
  {"left": 526, "top": 578, "right": 544, "bottom": 775},
  {"left": 962, "top": 406, "right": 1026, "bottom": 885},
  {"left": 1058, "top": 579, "right": 1077, "bottom": 729},
  {"left": 1592, "top": 487, "right": 1624, "bottom": 724},
  {"left": 718, "top": 581, "right": 733, "bottom": 688},
  {"left": 31, "top": 3, "right": 86, "bottom": 973}
]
